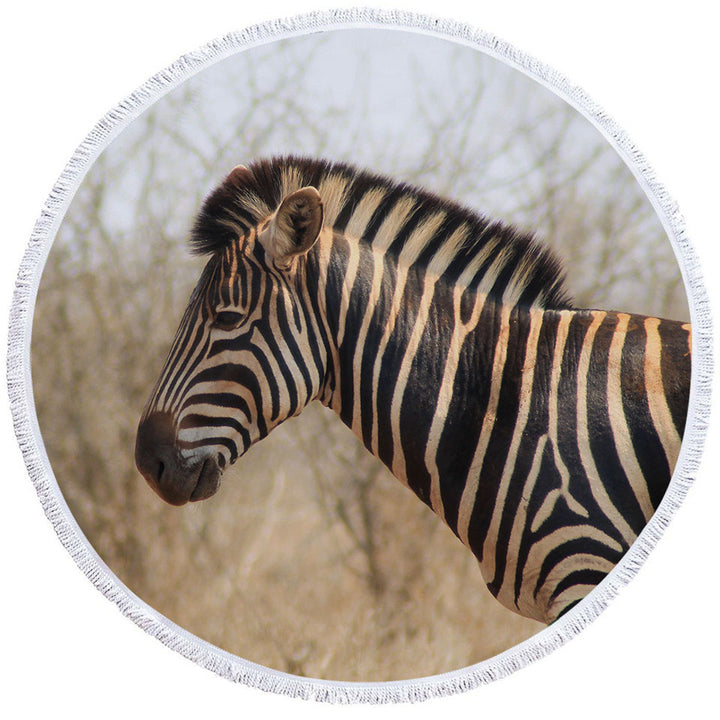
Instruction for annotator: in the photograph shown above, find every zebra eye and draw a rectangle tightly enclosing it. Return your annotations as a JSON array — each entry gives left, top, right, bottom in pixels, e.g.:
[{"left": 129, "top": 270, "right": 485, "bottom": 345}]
[{"left": 213, "top": 310, "right": 243, "bottom": 331}]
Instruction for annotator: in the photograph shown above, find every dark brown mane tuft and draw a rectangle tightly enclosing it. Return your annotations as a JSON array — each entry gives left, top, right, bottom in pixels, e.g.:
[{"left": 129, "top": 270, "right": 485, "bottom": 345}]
[{"left": 189, "top": 156, "right": 572, "bottom": 309}]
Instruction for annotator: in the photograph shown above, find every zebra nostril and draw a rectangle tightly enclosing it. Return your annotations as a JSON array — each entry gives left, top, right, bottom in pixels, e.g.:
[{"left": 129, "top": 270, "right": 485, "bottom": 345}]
[{"left": 135, "top": 411, "right": 177, "bottom": 490}]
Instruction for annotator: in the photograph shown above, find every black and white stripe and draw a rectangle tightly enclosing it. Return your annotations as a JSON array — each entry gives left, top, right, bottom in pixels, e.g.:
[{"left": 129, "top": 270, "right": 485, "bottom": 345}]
[{"left": 136, "top": 157, "right": 691, "bottom": 624}]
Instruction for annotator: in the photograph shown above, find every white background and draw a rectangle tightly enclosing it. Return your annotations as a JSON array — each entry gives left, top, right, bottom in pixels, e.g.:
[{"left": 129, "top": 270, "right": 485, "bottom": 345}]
[{"left": 2, "top": 1, "right": 717, "bottom": 717}]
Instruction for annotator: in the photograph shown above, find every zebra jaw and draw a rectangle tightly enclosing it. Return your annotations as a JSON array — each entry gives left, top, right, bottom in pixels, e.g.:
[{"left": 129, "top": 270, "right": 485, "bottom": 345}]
[{"left": 135, "top": 411, "right": 223, "bottom": 506}]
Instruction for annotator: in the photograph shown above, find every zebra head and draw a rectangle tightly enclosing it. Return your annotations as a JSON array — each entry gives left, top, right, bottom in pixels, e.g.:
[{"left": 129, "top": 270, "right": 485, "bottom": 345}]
[{"left": 135, "top": 178, "right": 326, "bottom": 505}]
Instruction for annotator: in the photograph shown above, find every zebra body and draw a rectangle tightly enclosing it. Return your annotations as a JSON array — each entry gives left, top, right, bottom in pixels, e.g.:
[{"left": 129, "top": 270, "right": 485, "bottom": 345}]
[{"left": 136, "top": 157, "right": 691, "bottom": 624}]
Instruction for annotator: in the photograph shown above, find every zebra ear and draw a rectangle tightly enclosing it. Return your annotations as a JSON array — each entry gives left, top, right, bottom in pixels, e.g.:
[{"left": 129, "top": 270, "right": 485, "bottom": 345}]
[
  {"left": 226, "top": 164, "right": 253, "bottom": 186},
  {"left": 261, "top": 187, "right": 323, "bottom": 267}
]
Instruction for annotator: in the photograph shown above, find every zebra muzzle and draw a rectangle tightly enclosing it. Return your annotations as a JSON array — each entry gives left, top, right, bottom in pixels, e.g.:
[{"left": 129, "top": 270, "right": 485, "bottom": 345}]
[{"left": 135, "top": 411, "right": 222, "bottom": 505}]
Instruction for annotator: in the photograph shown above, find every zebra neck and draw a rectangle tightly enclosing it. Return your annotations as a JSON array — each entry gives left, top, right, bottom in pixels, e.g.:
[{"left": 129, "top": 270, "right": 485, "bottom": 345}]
[{"left": 317, "top": 226, "right": 525, "bottom": 497}]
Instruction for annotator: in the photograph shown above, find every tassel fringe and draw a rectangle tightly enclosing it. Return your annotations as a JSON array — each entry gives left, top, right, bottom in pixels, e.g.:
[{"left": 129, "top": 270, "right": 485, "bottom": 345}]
[{"left": 5, "top": 6, "right": 713, "bottom": 704}]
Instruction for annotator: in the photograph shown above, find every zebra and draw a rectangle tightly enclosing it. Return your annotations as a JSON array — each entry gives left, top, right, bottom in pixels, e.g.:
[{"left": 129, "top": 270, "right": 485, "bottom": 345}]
[{"left": 135, "top": 157, "right": 691, "bottom": 624}]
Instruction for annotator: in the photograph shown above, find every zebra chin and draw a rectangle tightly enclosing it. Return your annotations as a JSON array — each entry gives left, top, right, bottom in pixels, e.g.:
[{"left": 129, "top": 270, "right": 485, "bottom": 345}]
[
  {"left": 139, "top": 449, "right": 223, "bottom": 506},
  {"left": 135, "top": 412, "right": 223, "bottom": 506}
]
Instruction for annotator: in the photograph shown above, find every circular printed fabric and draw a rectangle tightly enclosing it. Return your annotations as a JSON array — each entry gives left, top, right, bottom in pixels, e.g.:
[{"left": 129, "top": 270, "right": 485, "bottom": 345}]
[{"left": 10, "top": 10, "right": 707, "bottom": 702}]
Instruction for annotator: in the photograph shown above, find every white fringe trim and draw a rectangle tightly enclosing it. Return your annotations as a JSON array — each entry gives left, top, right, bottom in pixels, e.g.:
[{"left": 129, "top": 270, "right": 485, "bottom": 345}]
[{"left": 6, "top": 6, "right": 713, "bottom": 704}]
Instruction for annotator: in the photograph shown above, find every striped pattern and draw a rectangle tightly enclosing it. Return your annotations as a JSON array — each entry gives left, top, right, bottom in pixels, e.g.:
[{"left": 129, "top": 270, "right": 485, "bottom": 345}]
[{"left": 136, "top": 157, "right": 691, "bottom": 624}]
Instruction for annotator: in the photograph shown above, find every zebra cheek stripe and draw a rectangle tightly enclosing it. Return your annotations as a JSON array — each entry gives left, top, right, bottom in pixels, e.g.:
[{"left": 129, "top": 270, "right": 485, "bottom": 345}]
[{"left": 10, "top": 9, "right": 710, "bottom": 703}]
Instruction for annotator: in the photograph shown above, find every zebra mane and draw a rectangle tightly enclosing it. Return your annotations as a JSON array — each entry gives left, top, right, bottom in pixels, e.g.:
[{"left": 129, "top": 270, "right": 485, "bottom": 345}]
[{"left": 191, "top": 156, "right": 573, "bottom": 309}]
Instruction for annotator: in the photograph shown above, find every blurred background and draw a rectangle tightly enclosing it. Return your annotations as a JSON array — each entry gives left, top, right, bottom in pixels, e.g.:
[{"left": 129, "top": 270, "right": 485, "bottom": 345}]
[{"left": 31, "top": 28, "right": 688, "bottom": 682}]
